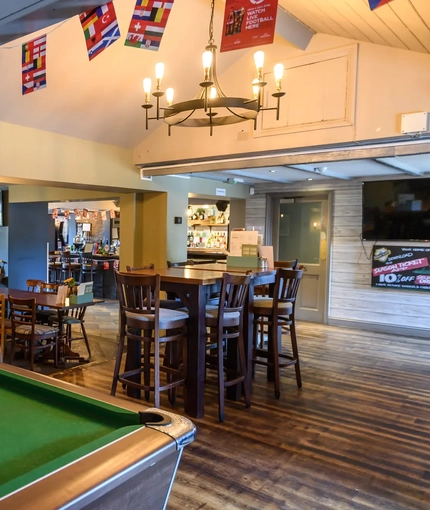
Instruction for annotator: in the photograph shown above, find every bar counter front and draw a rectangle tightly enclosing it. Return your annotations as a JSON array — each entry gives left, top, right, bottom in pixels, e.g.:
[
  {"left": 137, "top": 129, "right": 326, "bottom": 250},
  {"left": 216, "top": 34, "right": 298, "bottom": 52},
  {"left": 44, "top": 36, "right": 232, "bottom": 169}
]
[{"left": 0, "top": 364, "right": 195, "bottom": 510}]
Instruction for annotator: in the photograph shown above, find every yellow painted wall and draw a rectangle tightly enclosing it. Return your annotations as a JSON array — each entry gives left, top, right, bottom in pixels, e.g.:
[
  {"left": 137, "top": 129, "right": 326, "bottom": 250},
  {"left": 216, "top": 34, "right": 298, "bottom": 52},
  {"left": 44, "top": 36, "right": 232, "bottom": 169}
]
[{"left": 134, "top": 34, "right": 430, "bottom": 166}]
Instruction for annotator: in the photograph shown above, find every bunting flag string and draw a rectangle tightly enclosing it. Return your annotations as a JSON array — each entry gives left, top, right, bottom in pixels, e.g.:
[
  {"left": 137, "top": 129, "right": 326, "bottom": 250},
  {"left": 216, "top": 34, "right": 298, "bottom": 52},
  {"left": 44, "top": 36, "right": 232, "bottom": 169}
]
[
  {"left": 125, "top": 0, "right": 175, "bottom": 51},
  {"left": 79, "top": 1, "right": 120, "bottom": 60},
  {"left": 368, "top": 0, "right": 395, "bottom": 10},
  {"left": 22, "top": 35, "right": 47, "bottom": 95}
]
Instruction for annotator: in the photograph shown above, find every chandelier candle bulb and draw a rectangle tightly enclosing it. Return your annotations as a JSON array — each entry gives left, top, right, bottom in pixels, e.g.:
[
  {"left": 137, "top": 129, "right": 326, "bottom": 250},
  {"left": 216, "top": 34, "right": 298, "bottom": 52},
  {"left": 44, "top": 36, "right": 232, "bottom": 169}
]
[
  {"left": 166, "top": 88, "right": 174, "bottom": 106},
  {"left": 202, "top": 51, "right": 213, "bottom": 83},
  {"left": 143, "top": 78, "right": 152, "bottom": 100},
  {"left": 254, "top": 51, "right": 265, "bottom": 80},
  {"left": 274, "top": 63, "right": 284, "bottom": 91}
]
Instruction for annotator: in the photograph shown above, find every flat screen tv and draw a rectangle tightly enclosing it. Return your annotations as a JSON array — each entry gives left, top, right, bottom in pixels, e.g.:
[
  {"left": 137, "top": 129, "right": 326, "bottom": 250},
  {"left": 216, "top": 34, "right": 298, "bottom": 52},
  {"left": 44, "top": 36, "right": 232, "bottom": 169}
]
[{"left": 362, "top": 178, "right": 430, "bottom": 241}]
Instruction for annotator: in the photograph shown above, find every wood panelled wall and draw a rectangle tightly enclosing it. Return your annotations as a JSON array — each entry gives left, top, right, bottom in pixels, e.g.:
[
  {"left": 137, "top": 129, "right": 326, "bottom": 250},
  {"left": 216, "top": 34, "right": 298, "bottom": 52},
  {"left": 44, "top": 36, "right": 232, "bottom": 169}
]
[{"left": 246, "top": 180, "right": 430, "bottom": 336}]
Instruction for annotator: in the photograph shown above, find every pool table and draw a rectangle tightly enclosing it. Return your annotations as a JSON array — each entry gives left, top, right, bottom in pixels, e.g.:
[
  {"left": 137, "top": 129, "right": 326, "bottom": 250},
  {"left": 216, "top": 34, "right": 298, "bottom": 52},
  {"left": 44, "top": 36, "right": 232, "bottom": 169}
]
[{"left": 0, "top": 364, "right": 195, "bottom": 510}]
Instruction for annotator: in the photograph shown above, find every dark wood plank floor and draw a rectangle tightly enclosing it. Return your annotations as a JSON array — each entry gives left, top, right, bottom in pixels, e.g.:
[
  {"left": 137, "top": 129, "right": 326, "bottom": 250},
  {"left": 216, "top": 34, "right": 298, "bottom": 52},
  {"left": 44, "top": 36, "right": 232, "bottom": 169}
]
[{"left": 51, "top": 321, "right": 430, "bottom": 510}]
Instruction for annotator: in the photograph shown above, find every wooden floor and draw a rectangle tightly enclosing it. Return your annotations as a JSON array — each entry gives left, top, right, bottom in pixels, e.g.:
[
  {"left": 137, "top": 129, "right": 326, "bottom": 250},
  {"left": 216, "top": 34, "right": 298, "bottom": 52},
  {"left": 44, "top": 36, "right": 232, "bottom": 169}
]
[{"left": 49, "top": 313, "right": 430, "bottom": 510}]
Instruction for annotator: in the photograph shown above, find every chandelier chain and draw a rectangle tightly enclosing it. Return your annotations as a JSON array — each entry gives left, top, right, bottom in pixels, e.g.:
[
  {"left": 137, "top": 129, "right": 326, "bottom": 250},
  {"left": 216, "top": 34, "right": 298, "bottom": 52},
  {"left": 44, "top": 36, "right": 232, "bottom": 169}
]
[{"left": 208, "top": 0, "right": 215, "bottom": 45}]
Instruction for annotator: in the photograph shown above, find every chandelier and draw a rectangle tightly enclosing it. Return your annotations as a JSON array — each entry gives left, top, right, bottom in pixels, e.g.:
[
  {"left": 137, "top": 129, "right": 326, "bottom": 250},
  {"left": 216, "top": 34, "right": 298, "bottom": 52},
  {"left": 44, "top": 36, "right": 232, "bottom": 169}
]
[{"left": 141, "top": 0, "right": 285, "bottom": 136}]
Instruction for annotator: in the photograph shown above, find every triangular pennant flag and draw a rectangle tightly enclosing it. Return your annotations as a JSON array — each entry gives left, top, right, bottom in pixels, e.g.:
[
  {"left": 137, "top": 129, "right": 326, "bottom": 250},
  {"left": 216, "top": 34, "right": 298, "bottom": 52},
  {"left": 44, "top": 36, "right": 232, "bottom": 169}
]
[
  {"left": 22, "top": 35, "right": 47, "bottom": 95},
  {"left": 368, "top": 0, "right": 395, "bottom": 10},
  {"left": 125, "top": 0, "right": 175, "bottom": 51},
  {"left": 79, "top": 2, "right": 120, "bottom": 60}
]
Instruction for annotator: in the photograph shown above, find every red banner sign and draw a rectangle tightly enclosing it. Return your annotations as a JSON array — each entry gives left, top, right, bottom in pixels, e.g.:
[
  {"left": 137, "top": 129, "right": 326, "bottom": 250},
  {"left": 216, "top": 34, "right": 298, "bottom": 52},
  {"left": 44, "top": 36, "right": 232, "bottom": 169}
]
[
  {"left": 220, "top": 0, "right": 278, "bottom": 53},
  {"left": 372, "top": 257, "right": 429, "bottom": 276}
]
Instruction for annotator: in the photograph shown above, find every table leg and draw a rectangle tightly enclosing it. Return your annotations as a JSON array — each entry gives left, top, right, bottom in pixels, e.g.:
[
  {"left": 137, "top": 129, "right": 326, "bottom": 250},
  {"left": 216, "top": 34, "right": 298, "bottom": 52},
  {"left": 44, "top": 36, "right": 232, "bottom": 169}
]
[{"left": 179, "top": 286, "right": 207, "bottom": 419}]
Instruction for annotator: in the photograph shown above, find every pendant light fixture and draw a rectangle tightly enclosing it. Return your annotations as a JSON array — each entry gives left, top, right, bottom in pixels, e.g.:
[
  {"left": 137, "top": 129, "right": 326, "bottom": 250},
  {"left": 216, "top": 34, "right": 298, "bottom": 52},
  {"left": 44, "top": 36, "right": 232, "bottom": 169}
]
[{"left": 142, "top": 0, "right": 285, "bottom": 136}]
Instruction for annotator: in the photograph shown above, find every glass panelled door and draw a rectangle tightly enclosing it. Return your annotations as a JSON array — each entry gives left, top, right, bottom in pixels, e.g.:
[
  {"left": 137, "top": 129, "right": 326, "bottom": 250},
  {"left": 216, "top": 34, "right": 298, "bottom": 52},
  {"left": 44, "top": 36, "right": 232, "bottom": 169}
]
[{"left": 276, "top": 196, "right": 329, "bottom": 323}]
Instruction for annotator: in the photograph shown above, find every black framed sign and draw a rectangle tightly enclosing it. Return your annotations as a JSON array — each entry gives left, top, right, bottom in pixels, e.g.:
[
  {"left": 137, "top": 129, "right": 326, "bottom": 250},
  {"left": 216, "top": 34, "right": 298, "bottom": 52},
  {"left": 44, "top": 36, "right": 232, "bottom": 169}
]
[{"left": 372, "top": 245, "right": 430, "bottom": 291}]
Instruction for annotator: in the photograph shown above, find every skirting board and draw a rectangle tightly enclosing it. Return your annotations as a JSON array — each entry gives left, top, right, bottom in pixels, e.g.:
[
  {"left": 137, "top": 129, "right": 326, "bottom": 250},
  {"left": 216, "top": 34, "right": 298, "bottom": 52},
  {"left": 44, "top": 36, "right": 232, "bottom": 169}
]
[{"left": 328, "top": 318, "right": 430, "bottom": 340}]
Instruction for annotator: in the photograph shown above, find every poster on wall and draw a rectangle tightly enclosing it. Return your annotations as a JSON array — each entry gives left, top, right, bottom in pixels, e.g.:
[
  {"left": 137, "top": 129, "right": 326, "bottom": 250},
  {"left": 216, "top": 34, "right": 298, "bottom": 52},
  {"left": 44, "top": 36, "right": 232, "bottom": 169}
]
[
  {"left": 372, "top": 245, "right": 430, "bottom": 292},
  {"left": 220, "top": 0, "right": 278, "bottom": 53}
]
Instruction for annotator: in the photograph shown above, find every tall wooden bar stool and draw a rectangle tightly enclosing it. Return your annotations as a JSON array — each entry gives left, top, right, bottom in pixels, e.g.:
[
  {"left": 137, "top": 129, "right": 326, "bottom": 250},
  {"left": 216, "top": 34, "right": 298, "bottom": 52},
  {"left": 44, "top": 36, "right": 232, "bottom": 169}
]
[
  {"left": 126, "top": 265, "right": 185, "bottom": 310},
  {"left": 111, "top": 271, "right": 188, "bottom": 409},
  {"left": 80, "top": 253, "right": 104, "bottom": 296},
  {"left": 8, "top": 296, "right": 58, "bottom": 371},
  {"left": 252, "top": 268, "right": 303, "bottom": 399},
  {"left": 205, "top": 272, "right": 252, "bottom": 422},
  {"left": 60, "top": 253, "right": 81, "bottom": 283}
]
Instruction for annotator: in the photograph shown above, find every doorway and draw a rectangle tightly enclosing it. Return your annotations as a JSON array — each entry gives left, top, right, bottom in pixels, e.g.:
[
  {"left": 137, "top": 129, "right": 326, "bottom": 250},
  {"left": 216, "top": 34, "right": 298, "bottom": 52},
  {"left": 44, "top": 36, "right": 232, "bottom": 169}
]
[{"left": 270, "top": 193, "right": 331, "bottom": 323}]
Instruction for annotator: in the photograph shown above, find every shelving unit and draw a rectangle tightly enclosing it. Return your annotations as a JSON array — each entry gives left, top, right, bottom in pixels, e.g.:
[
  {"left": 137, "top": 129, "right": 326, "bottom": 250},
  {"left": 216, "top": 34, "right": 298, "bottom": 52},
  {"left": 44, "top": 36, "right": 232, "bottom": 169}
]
[{"left": 188, "top": 220, "right": 229, "bottom": 228}]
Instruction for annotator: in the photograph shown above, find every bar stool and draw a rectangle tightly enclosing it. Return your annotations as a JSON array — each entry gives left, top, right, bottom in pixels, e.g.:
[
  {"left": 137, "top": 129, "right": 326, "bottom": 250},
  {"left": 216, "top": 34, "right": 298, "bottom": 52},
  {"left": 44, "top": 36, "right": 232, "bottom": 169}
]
[
  {"left": 111, "top": 271, "right": 188, "bottom": 409},
  {"left": 60, "top": 253, "right": 81, "bottom": 283},
  {"left": 205, "top": 272, "right": 252, "bottom": 422},
  {"left": 126, "top": 265, "right": 185, "bottom": 310},
  {"left": 252, "top": 268, "right": 303, "bottom": 399}
]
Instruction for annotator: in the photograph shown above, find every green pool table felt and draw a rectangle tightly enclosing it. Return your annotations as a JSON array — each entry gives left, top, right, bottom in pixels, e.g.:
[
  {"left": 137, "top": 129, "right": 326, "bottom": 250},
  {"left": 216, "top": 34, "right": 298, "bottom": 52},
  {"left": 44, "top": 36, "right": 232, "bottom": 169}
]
[{"left": 0, "top": 370, "right": 142, "bottom": 498}]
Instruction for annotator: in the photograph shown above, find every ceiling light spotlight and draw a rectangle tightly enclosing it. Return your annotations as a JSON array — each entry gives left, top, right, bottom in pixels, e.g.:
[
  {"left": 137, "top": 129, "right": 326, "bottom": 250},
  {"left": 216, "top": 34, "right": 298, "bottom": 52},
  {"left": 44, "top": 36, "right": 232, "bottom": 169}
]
[
  {"left": 269, "top": 170, "right": 277, "bottom": 173},
  {"left": 307, "top": 178, "right": 313, "bottom": 181}
]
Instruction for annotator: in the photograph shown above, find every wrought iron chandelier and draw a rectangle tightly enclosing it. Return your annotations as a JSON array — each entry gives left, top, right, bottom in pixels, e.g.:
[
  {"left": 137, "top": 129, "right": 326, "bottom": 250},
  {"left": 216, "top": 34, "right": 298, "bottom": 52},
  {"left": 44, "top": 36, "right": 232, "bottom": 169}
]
[{"left": 141, "top": 0, "right": 285, "bottom": 136}]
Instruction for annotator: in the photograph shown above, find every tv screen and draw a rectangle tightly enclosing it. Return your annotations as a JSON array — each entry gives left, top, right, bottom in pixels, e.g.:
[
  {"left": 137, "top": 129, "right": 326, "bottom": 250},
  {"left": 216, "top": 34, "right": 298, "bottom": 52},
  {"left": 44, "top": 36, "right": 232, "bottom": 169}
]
[{"left": 362, "top": 178, "right": 430, "bottom": 241}]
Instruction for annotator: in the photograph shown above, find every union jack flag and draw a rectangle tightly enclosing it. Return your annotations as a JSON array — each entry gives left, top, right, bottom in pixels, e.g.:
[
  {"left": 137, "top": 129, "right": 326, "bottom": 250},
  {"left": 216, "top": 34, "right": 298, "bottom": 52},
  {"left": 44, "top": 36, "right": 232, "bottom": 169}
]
[
  {"left": 79, "top": 2, "right": 120, "bottom": 60},
  {"left": 368, "top": 0, "right": 395, "bottom": 10},
  {"left": 125, "top": 0, "right": 175, "bottom": 51},
  {"left": 22, "top": 35, "right": 47, "bottom": 95}
]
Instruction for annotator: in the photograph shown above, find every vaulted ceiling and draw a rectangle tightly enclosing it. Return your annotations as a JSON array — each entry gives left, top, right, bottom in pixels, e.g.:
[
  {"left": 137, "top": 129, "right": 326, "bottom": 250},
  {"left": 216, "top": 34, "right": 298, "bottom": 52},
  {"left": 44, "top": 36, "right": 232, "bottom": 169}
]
[{"left": 1, "top": 0, "right": 429, "bottom": 185}]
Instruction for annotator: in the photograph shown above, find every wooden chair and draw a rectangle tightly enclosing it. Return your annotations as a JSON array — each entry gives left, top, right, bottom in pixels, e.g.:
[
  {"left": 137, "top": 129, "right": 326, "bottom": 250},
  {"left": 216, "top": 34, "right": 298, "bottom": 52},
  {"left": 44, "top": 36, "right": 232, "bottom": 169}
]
[
  {"left": 274, "top": 259, "right": 299, "bottom": 269},
  {"left": 111, "top": 271, "right": 188, "bottom": 409},
  {"left": 49, "top": 306, "right": 91, "bottom": 359},
  {"left": 8, "top": 296, "right": 59, "bottom": 371},
  {"left": 0, "top": 294, "right": 12, "bottom": 363},
  {"left": 26, "top": 279, "right": 45, "bottom": 292},
  {"left": 252, "top": 268, "right": 303, "bottom": 398},
  {"left": 205, "top": 272, "right": 252, "bottom": 422},
  {"left": 126, "top": 264, "right": 184, "bottom": 310}
]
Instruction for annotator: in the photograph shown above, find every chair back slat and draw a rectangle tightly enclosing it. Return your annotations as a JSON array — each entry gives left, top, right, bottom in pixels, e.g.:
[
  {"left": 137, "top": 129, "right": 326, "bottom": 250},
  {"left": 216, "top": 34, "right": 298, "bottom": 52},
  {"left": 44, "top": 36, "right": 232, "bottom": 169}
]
[{"left": 275, "top": 268, "right": 303, "bottom": 305}]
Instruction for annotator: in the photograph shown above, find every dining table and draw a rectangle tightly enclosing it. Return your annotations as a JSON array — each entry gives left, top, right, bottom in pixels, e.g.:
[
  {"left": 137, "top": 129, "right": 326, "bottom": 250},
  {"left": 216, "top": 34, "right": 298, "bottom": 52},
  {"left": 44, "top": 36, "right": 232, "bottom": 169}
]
[
  {"left": 0, "top": 288, "right": 104, "bottom": 365},
  {"left": 127, "top": 265, "right": 277, "bottom": 419}
]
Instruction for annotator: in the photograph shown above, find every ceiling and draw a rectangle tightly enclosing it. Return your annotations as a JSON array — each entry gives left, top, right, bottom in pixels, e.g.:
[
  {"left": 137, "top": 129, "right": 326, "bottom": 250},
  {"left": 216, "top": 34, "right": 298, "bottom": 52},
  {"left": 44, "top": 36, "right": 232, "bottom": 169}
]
[{"left": 0, "top": 0, "right": 429, "bottom": 186}]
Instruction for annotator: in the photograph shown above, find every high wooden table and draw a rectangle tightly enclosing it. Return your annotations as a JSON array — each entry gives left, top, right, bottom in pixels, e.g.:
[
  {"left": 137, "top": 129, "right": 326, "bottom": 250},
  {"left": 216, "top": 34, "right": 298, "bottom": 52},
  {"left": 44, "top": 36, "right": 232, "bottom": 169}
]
[
  {"left": 127, "top": 266, "right": 277, "bottom": 419},
  {"left": 0, "top": 288, "right": 104, "bottom": 364}
]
